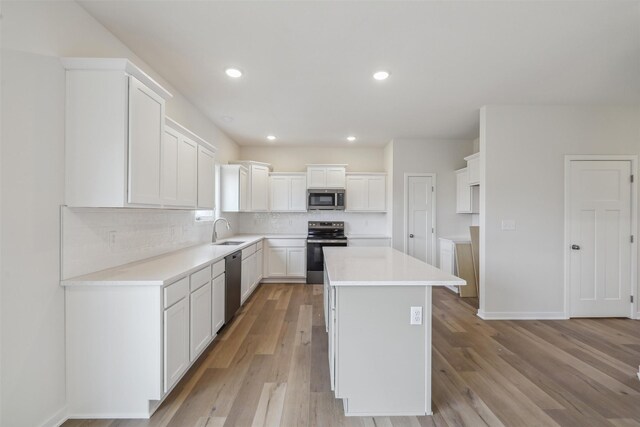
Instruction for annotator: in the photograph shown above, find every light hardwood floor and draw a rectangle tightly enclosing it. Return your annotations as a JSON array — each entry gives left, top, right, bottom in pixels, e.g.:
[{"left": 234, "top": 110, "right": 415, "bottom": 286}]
[{"left": 64, "top": 284, "right": 640, "bottom": 427}]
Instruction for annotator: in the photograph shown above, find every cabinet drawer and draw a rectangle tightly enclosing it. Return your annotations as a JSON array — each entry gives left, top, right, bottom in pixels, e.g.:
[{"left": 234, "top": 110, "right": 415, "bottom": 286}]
[
  {"left": 242, "top": 244, "right": 257, "bottom": 260},
  {"left": 255, "top": 240, "right": 263, "bottom": 251},
  {"left": 164, "top": 276, "right": 189, "bottom": 308},
  {"left": 265, "top": 238, "right": 306, "bottom": 248},
  {"left": 212, "top": 259, "right": 225, "bottom": 278},
  {"left": 190, "top": 265, "right": 211, "bottom": 292}
]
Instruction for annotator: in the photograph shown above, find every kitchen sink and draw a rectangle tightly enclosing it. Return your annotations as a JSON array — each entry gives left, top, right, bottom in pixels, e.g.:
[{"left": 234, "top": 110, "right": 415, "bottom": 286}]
[{"left": 214, "top": 241, "right": 244, "bottom": 246}]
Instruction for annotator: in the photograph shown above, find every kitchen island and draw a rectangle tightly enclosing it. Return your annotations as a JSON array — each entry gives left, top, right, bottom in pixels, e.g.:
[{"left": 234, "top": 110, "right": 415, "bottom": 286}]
[{"left": 323, "top": 247, "right": 465, "bottom": 416}]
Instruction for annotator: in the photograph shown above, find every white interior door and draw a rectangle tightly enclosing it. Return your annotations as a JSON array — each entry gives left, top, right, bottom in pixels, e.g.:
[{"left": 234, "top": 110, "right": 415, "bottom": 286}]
[
  {"left": 569, "top": 160, "right": 632, "bottom": 317},
  {"left": 406, "top": 175, "right": 434, "bottom": 264}
]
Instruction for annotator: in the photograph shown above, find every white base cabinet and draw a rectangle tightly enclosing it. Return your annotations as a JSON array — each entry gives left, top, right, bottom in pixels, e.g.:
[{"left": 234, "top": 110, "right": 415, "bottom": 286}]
[
  {"left": 263, "top": 239, "right": 307, "bottom": 279},
  {"left": 241, "top": 243, "right": 262, "bottom": 304},
  {"left": 190, "top": 281, "right": 212, "bottom": 361},
  {"left": 164, "top": 294, "right": 189, "bottom": 393},
  {"left": 212, "top": 262, "right": 226, "bottom": 334}
]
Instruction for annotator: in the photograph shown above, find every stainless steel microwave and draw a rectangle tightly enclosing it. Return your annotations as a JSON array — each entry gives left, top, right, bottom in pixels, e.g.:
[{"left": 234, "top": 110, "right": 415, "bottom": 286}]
[{"left": 307, "top": 189, "right": 345, "bottom": 210}]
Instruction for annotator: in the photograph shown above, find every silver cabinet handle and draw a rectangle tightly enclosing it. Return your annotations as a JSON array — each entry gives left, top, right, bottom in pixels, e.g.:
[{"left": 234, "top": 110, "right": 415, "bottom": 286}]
[
  {"left": 409, "top": 234, "right": 414, "bottom": 238},
  {"left": 571, "top": 244, "right": 580, "bottom": 250}
]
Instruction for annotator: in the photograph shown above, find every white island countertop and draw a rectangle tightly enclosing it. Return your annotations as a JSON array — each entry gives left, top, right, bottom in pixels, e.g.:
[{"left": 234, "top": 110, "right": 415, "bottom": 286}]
[{"left": 323, "top": 246, "right": 466, "bottom": 287}]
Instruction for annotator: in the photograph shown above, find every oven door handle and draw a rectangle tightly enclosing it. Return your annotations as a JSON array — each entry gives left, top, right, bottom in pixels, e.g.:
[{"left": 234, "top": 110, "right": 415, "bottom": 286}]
[{"left": 307, "top": 239, "right": 347, "bottom": 244}]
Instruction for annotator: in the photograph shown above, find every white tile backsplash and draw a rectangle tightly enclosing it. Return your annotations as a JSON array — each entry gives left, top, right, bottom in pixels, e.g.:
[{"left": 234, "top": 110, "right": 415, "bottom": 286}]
[
  {"left": 237, "top": 211, "right": 388, "bottom": 236},
  {"left": 61, "top": 207, "right": 237, "bottom": 279}
]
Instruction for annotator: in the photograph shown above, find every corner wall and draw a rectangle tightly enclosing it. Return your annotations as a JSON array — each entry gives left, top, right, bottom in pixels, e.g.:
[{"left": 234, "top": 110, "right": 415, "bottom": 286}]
[
  {"left": 391, "top": 139, "right": 475, "bottom": 265},
  {"left": 480, "top": 106, "right": 640, "bottom": 318},
  {"left": 1, "top": 2, "right": 240, "bottom": 426}
]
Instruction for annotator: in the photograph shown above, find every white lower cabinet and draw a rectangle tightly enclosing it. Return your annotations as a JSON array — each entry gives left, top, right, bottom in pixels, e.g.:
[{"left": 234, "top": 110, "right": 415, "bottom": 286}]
[
  {"left": 241, "top": 243, "right": 261, "bottom": 304},
  {"left": 212, "top": 272, "right": 225, "bottom": 334},
  {"left": 164, "top": 297, "right": 189, "bottom": 393},
  {"left": 263, "top": 239, "right": 307, "bottom": 278},
  {"left": 190, "top": 282, "right": 212, "bottom": 361}
]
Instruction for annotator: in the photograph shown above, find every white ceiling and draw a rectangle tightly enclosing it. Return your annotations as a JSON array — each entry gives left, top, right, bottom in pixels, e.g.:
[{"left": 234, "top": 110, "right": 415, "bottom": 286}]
[{"left": 79, "top": 0, "right": 640, "bottom": 147}]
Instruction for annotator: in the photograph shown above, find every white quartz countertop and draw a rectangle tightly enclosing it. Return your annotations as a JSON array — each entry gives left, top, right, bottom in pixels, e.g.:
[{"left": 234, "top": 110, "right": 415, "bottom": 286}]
[
  {"left": 323, "top": 247, "right": 466, "bottom": 287},
  {"left": 61, "top": 234, "right": 305, "bottom": 287}
]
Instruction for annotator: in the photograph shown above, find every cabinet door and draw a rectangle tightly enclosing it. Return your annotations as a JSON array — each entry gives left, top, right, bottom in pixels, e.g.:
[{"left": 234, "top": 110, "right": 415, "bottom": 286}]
[
  {"left": 345, "top": 176, "right": 367, "bottom": 211},
  {"left": 176, "top": 136, "right": 198, "bottom": 207},
  {"left": 467, "top": 156, "right": 480, "bottom": 186},
  {"left": 290, "top": 176, "right": 307, "bottom": 211},
  {"left": 128, "top": 76, "right": 164, "bottom": 205},
  {"left": 161, "top": 127, "right": 180, "bottom": 204},
  {"left": 164, "top": 298, "right": 189, "bottom": 393},
  {"left": 456, "top": 169, "right": 472, "bottom": 213},
  {"left": 286, "top": 248, "right": 306, "bottom": 277},
  {"left": 241, "top": 258, "right": 251, "bottom": 302},
  {"left": 270, "top": 176, "right": 290, "bottom": 211},
  {"left": 256, "top": 249, "right": 263, "bottom": 282},
  {"left": 367, "top": 176, "right": 386, "bottom": 211},
  {"left": 251, "top": 165, "right": 270, "bottom": 211},
  {"left": 266, "top": 247, "right": 287, "bottom": 277},
  {"left": 239, "top": 168, "right": 248, "bottom": 212},
  {"left": 190, "top": 282, "right": 212, "bottom": 361},
  {"left": 212, "top": 273, "right": 225, "bottom": 334},
  {"left": 307, "top": 167, "right": 326, "bottom": 188},
  {"left": 326, "top": 167, "right": 346, "bottom": 188},
  {"left": 197, "top": 146, "right": 215, "bottom": 209}
]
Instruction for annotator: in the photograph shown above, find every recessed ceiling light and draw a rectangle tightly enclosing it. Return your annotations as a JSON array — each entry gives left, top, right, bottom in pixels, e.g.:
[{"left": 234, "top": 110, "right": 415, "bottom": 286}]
[
  {"left": 225, "top": 68, "right": 243, "bottom": 78},
  {"left": 347, "top": 136, "right": 356, "bottom": 142},
  {"left": 267, "top": 135, "right": 276, "bottom": 141},
  {"left": 373, "top": 70, "right": 390, "bottom": 81}
]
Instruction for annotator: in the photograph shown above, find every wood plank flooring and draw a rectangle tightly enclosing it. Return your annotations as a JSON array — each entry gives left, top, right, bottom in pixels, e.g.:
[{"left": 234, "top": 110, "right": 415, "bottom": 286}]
[{"left": 64, "top": 284, "right": 640, "bottom": 427}]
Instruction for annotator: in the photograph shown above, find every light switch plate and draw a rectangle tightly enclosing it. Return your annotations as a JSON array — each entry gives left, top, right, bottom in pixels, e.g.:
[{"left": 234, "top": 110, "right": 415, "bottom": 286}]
[{"left": 501, "top": 220, "right": 516, "bottom": 231}]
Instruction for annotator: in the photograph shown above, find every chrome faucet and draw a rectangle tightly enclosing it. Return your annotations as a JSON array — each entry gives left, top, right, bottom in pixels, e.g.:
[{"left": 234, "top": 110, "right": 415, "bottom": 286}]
[{"left": 212, "top": 217, "right": 231, "bottom": 243}]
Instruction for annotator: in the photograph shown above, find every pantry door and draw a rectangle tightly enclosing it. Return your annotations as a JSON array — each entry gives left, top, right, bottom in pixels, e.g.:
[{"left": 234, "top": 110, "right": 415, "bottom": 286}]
[
  {"left": 405, "top": 174, "right": 436, "bottom": 264},
  {"left": 568, "top": 159, "right": 633, "bottom": 317}
]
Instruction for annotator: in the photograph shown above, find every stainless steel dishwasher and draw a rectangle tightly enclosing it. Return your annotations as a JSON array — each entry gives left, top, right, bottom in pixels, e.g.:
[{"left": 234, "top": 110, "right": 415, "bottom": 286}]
[{"left": 225, "top": 250, "right": 242, "bottom": 324}]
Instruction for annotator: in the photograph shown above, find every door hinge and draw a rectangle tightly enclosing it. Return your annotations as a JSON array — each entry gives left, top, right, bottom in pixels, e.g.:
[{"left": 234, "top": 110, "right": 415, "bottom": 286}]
[
  {"left": 631, "top": 174, "right": 634, "bottom": 183},
  {"left": 631, "top": 295, "right": 634, "bottom": 303},
  {"left": 632, "top": 235, "right": 635, "bottom": 243},
  {"left": 432, "top": 186, "right": 435, "bottom": 192}
]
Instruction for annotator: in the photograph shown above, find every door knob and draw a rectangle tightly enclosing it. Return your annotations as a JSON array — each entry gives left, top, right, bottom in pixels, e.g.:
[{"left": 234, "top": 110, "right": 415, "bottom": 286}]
[
  {"left": 409, "top": 234, "right": 414, "bottom": 238},
  {"left": 571, "top": 244, "right": 580, "bottom": 250}
]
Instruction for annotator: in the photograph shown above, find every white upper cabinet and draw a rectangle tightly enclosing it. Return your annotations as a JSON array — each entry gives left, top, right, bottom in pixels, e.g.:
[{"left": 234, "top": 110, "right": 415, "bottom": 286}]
[
  {"left": 306, "top": 165, "right": 347, "bottom": 189},
  {"left": 228, "top": 161, "right": 273, "bottom": 212},
  {"left": 269, "top": 173, "right": 307, "bottom": 212},
  {"left": 163, "top": 118, "right": 215, "bottom": 209},
  {"left": 220, "top": 164, "right": 248, "bottom": 212},
  {"left": 197, "top": 146, "right": 216, "bottom": 209},
  {"left": 455, "top": 168, "right": 479, "bottom": 214},
  {"left": 345, "top": 173, "right": 386, "bottom": 212},
  {"left": 63, "top": 58, "right": 173, "bottom": 208},
  {"left": 464, "top": 153, "right": 480, "bottom": 186},
  {"left": 162, "top": 123, "right": 198, "bottom": 208},
  {"left": 250, "top": 164, "right": 270, "bottom": 211}
]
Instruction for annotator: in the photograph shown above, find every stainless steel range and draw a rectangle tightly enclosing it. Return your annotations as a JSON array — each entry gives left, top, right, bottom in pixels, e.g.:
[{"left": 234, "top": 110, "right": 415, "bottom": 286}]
[{"left": 306, "top": 221, "right": 348, "bottom": 284}]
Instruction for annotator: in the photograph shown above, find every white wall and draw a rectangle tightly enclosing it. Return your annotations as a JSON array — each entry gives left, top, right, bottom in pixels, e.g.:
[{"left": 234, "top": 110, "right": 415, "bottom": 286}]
[
  {"left": 0, "top": 2, "right": 240, "bottom": 426},
  {"left": 480, "top": 106, "right": 640, "bottom": 318},
  {"left": 238, "top": 145, "right": 385, "bottom": 172},
  {"left": 390, "top": 139, "right": 475, "bottom": 265}
]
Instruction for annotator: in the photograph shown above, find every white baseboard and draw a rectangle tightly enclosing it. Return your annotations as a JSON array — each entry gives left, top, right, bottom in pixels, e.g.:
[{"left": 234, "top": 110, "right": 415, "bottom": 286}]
[
  {"left": 39, "top": 406, "right": 67, "bottom": 427},
  {"left": 477, "top": 310, "right": 567, "bottom": 320},
  {"left": 260, "top": 278, "right": 306, "bottom": 284}
]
